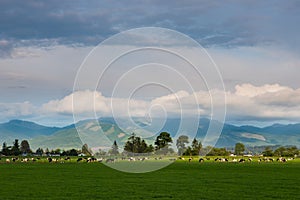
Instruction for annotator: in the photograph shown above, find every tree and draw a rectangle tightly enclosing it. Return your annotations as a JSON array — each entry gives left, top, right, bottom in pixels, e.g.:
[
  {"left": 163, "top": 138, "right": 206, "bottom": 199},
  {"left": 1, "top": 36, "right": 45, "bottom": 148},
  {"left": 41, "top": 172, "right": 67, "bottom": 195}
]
[
  {"left": 183, "top": 146, "right": 192, "bottom": 156},
  {"left": 1, "top": 142, "right": 10, "bottom": 156},
  {"left": 137, "top": 139, "right": 148, "bottom": 153},
  {"left": 234, "top": 143, "right": 245, "bottom": 155},
  {"left": 274, "top": 146, "right": 286, "bottom": 156},
  {"left": 124, "top": 133, "right": 152, "bottom": 154},
  {"left": 35, "top": 148, "right": 44, "bottom": 156},
  {"left": 61, "top": 149, "right": 78, "bottom": 156},
  {"left": 155, "top": 132, "right": 173, "bottom": 151},
  {"left": 110, "top": 140, "right": 119, "bottom": 155},
  {"left": 262, "top": 146, "right": 273, "bottom": 156},
  {"left": 176, "top": 135, "right": 189, "bottom": 155},
  {"left": 11, "top": 139, "right": 21, "bottom": 156},
  {"left": 285, "top": 146, "right": 298, "bottom": 157},
  {"left": 124, "top": 133, "right": 137, "bottom": 153},
  {"left": 207, "top": 147, "right": 230, "bottom": 156},
  {"left": 51, "top": 149, "right": 61, "bottom": 155},
  {"left": 82, "top": 144, "right": 92, "bottom": 156},
  {"left": 191, "top": 138, "right": 202, "bottom": 155},
  {"left": 145, "top": 144, "right": 154, "bottom": 153},
  {"left": 20, "top": 140, "right": 31, "bottom": 154},
  {"left": 45, "top": 148, "right": 50, "bottom": 156}
]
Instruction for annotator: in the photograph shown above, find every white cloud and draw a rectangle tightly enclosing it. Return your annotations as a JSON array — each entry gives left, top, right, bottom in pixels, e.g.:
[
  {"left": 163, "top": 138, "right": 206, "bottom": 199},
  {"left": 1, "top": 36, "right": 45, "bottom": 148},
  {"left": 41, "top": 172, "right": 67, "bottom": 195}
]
[
  {"left": 42, "top": 90, "right": 109, "bottom": 114},
  {"left": 0, "top": 102, "right": 35, "bottom": 119},
  {"left": 2, "top": 83, "right": 300, "bottom": 124},
  {"left": 226, "top": 83, "right": 300, "bottom": 120},
  {"left": 234, "top": 83, "right": 290, "bottom": 97}
]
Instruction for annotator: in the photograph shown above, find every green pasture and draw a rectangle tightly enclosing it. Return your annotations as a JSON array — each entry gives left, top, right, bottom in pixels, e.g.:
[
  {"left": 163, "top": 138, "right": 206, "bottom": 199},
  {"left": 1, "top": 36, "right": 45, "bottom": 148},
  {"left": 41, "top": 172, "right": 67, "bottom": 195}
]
[{"left": 0, "top": 157, "right": 299, "bottom": 200}]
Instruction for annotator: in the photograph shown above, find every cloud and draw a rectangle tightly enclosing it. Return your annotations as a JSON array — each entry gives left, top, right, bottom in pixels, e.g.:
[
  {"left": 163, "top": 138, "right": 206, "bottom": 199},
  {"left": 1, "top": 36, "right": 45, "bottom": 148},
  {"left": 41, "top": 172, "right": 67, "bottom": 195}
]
[
  {"left": 42, "top": 90, "right": 109, "bottom": 115},
  {"left": 0, "top": 101, "right": 35, "bottom": 120},
  {"left": 1, "top": 83, "right": 300, "bottom": 125},
  {"left": 226, "top": 84, "right": 300, "bottom": 121},
  {"left": 234, "top": 83, "right": 290, "bottom": 97},
  {"left": 1, "top": 1, "right": 299, "bottom": 56},
  {"left": 38, "top": 83, "right": 300, "bottom": 123}
]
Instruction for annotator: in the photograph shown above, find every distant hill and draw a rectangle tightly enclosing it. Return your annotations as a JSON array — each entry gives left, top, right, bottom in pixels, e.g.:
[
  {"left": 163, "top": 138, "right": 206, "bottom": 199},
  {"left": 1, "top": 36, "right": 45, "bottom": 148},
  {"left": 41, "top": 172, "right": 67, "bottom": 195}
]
[
  {"left": 0, "top": 118, "right": 300, "bottom": 150},
  {"left": 0, "top": 120, "right": 62, "bottom": 144}
]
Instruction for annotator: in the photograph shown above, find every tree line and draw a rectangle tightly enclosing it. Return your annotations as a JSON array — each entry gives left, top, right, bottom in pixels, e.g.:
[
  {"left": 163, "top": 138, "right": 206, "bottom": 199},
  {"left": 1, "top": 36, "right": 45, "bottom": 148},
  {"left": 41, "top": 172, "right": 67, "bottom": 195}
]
[
  {"left": 1, "top": 133, "right": 299, "bottom": 157},
  {"left": 0, "top": 139, "right": 92, "bottom": 157}
]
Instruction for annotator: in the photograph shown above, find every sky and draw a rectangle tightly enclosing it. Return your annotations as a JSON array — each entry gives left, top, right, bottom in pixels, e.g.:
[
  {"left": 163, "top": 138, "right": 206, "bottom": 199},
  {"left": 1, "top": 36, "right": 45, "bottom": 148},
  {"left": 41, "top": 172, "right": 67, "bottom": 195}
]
[{"left": 0, "top": 0, "right": 300, "bottom": 127}]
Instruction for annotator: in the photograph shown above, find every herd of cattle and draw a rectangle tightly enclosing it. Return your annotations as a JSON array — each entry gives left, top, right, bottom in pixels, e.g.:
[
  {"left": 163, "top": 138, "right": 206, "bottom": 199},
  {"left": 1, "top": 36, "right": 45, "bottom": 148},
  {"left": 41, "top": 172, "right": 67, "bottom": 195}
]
[
  {"left": 182, "top": 156, "right": 295, "bottom": 163},
  {"left": 0, "top": 156, "right": 296, "bottom": 164}
]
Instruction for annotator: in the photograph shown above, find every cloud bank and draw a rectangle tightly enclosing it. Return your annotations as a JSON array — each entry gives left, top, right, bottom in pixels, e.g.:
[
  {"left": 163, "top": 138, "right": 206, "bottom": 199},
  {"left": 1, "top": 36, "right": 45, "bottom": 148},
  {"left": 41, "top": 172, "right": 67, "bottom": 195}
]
[{"left": 1, "top": 83, "right": 298, "bottom": 124}]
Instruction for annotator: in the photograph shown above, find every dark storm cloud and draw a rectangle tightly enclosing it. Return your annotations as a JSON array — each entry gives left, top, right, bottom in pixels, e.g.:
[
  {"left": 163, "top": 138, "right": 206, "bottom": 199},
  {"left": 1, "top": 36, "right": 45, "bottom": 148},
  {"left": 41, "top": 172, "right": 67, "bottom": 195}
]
[{"left": 0, "top": 0, "right": 299, "bottom": 56}]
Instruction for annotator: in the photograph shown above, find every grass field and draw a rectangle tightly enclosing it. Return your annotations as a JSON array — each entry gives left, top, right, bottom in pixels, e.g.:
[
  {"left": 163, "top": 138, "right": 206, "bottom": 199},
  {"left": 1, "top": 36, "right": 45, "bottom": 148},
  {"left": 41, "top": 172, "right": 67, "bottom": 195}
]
[{"left": 0, "top": 158, "right": 299, "bottom": 200}]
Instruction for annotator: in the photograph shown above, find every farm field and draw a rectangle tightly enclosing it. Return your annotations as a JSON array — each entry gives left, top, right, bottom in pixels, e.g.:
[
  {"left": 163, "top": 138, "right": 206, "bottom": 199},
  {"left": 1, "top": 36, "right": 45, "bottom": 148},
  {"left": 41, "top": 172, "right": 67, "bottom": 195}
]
[{"left": 0, "top": 157, "right": 299, "bottom": 200}]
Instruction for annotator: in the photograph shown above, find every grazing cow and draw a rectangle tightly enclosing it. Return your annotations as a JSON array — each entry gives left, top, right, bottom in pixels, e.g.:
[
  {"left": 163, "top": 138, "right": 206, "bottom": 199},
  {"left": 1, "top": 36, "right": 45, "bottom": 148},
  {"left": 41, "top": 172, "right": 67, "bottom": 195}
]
[
  {"left": 97, "top": 158, "right": 103, "bottom": 162},
  {"left": 199, "top": 158, "right": 204, "bottom": 163},
  {"left": 65, "top": 157, "right": 70, "bottom": 161},
  {"left": 216, "top": 158, "right": 227, "bottom": 162},
  {"left": 277, "top": 157, "right": 286, "bottom": 162},
  {"left": 47, "top": 157, "right": 53, "bottom": 163},
  {"left": 86, "top": 157, "right": 97, "bottom": 162},
  {"left": 77, "top": 158, "right": 83, "bottom": 162},
  {"left": 188, "top": 157, "right": 193, "bottom": 162},
  {"left": 106, "top": 158, "right": 115, "bottom": 163},
  {"left": 129, "top": 157, "right": 135, "bottom": 161},
  {"left": 248, "top": 158, "right": 252, "bottom": 162},
  {"left": 239, "top": 158, "right": 245, "bottom": 163},
  {"left": 6, "top": 159, "right": 10, "bottom": 163}
]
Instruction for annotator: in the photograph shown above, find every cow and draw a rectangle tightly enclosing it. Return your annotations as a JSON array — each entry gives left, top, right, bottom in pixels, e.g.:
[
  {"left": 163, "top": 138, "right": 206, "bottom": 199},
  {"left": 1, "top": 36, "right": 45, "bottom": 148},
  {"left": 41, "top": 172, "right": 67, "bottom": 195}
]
[
  {"left": 106, "top": 158, "right": 115, "bottom": 163},
  {"left": 47, "top": 157, "right": 53, "bottom": 163},
  {"left": 199, "top": 158, "right": 204, "bottom": 163},
  {"left": 277, "top": 157, "right": 286, "bottom": 162}
]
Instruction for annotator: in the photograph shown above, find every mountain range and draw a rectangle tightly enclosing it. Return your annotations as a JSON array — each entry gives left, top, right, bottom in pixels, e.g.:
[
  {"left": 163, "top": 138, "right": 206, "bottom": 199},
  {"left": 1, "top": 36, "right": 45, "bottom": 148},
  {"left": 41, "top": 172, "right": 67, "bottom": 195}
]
[{"left": 0, "top": 118, "right": 299, "bottom": 150}]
